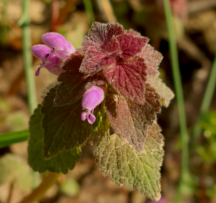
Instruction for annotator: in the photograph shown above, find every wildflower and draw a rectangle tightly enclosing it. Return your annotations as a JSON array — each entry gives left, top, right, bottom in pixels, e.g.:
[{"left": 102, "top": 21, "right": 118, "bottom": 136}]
[
  {"left": 81, "top": 86, "right": 104, "bottom": 124},
  {"left": 32, "top": 32, "right": 75, "bottom": 76}
]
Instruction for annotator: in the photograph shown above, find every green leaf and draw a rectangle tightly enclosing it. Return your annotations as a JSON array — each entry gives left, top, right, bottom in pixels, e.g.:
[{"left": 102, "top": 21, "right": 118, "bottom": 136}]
[
  {"left": 42, "top": 87, "right": 93, "bottom": 159},
  {"left": 147, "top": 75, "right": 174, "bottom": 107},
  {"left": 95, "top": 123, "right": 164, "bottom": 201},
  {"left": 0, "top": 129, "right": 28, "bottom": 148},
  {"left": 54, "top": 52, "right": 87, "bottom": 106},
  {"left": 28, "top": 105, "right": 81, "bottom": 174}
]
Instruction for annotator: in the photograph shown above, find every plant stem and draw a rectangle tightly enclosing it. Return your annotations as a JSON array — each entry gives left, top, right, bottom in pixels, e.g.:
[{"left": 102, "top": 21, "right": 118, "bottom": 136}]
[
  {"left": 19, "top": 0, "right": 37, "bottom": 114},
  {"left": 163, "top": 0, "right": 189, "bottom": 202},
  {"left": 19, "top": 173, "right": 61, "bottom": 203},
  {"left": 192, "top": 55, "right": 216, "bottom": 141},
  {"left": 83, "top": 0, "right": 95, "bottom": 26}
]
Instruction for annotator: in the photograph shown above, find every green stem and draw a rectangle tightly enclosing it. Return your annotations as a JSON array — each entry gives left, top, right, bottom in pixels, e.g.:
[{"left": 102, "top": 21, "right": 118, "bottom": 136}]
[
  {"left": 192, "top": 55, "right": 216, "bottom": 141},
  {"left": 19, "top": 173, "right": 61, "bottom": 203},
  {"left": 20, "top": 0, "right": 37, "bottom": 114},
  {"left": 163, "top": 0, "right": 189, "bottom": 202},
  {"left": 83, "top": 0, "right": 95, "bottom": 26}
]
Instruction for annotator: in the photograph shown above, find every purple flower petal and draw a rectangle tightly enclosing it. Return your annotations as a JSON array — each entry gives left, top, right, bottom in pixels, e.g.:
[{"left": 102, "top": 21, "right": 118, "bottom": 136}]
[
  {"left": 81, "top": 111, "right": 87, "bottom": 121},
  {"left": 42, "top": 32, "right": 75, "bottom": 60},
  {"left": 31, "top": 45, "right": 51, "bottom": 61},
  {"left": 82, "top": 86, "right": 104, "bottom": 111},
  {"left": 43, "top": 54, "right": 64, "bottom": 75},
  {"left": 87, "top": 113, "right": 96, "bottom": 124},
  {"left": 81, "top": 86, "right": 104, "bottom": 124}
]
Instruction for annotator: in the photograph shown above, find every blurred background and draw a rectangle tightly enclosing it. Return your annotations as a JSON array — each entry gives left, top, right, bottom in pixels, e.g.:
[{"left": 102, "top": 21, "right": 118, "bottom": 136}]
[{"left": 0, "top": 0, "right": 216, "bottom": 202}]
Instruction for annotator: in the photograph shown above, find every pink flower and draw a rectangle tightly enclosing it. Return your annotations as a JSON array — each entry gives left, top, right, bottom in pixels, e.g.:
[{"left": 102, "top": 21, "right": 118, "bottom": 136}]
[
  {"left": 32, "top": 32, "right": 75, "bottom": 76},
  {"left": 81, "top": 86, "right": 104, "bottom": 124}
]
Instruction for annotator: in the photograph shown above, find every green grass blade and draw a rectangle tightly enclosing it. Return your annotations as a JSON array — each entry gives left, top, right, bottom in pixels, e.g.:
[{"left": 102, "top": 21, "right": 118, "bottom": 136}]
[
  {"left": 83, "top": 0, "right": 95, "bottom": 26},
  {"left": 162, "top": 0, "right": 189, "bottom": 202},
  {"left": 192, "top": 55, "right": 216, "bottom": 141},
  {"left": 0, "top": 130, "right": 29, "bottom": 148}
]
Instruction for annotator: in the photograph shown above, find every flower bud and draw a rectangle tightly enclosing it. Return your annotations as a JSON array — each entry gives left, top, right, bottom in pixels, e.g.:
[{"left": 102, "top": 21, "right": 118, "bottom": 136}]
[{"left": 81, "top": 86, "right": 104, "bottom": 124}]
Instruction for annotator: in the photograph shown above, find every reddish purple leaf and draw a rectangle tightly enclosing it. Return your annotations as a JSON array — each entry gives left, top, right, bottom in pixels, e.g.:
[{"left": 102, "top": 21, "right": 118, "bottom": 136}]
[
  {"left": 82, "top": 22, "right": 124, "bottom": 52},
  {"left": 104, "top": 57, "right": 147, "bottom": 105},
  {"left": 125, "top": 29, "right": 142, "bottom": 37},
  {"left": 117, "top": 34, "right": 148, "bottom": 59},
  {"left": 54, "top": 51, "right": 106, "bottom": 106},
  {"left": 106, "top": 95, "right": 145, "bottom": 152},
  {"left": 128, "top": 83, "right": 161, "bottom": 127},
  {"left": 104, "top": 35, "right": 121, "bottom": 53},
  {"left": 138, "top": 44, "right": 163, "bottom": 77},
  {"left": 79, "top": 47, "right": 107, "bottom": 74}
]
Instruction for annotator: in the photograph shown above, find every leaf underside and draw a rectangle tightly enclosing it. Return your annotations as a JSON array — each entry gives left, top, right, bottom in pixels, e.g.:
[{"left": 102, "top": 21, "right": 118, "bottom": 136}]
[
  {"left": 95, "top": 124, "right": 164, "bottom": 201},
  {"left": 28, "top": 105, "right": 81, "bottom": 174},
  {"left": 42, "top": 86, "right": 92, "bottom": 159}
]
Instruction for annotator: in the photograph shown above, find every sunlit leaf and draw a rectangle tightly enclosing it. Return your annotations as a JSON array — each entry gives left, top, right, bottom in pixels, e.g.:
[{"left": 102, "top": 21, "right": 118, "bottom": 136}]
[
  {"left": 28, "top": 105, "right": 81, "bottom": 173},
  {"left": 42, "top": 87, "right": 92, "bottom": 159},
  {"left": 95, "top": 124, "right": 164, "bottom": 201},
  {"left": 104, "top": 57, "right": 147, "bottom": 104},
  {"left": 147, "top": 75, "right": 174, "bottom": 107}
]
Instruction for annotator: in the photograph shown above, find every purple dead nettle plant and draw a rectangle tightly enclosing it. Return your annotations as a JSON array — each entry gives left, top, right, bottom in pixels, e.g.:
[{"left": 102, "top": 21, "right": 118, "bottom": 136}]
[
  {"left": 29, "top": 22, "right": 174, "bottom": 201},
  {"left": 32, "top": 32, "right": 76, "bottom": 76}
]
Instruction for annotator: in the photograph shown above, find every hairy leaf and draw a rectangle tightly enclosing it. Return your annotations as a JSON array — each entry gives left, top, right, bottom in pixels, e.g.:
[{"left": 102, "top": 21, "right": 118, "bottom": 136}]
[
  {"left": 117, "top": 33, "right": 148, "bottom": 59},
  {"left": 28, "top": 105, "right": 81, "bottom": 174},
  {"left": 106, "top": 95, "right": 145, "bottom": 152},
  {"left": 147, "top": 75, "right": 174, "bottom": 107},
  {"left": 106, "top": 86, "right": 161, "bottom": 152},
  {"left": 79, "top": 46, "right": 107, "bottom": 74},
  {"left": 95, "top": 124, "right": 164, "bottom": 201},
  {"left": 138, "top": 44, "right": 163, "bottom": 77},
  {"left": 55, "top": 51, "right": 106, "bottom": 106},
  {"left": 42, "top": 87, "right": 92, "bottom": 159},
  {"left": 128, "top": 83, "right": 161, "bottom": 126},
  {"left": 82, "top": 22, "right": 124, "bottom": 52},
  {"left": 54, "top": 51, "right": 87, "bottom": 106},
  {"left": 104, "top": 57, "right": 147, "bottom": 104}
]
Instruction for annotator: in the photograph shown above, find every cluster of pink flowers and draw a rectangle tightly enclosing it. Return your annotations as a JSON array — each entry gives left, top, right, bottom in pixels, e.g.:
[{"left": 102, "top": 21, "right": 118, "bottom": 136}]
[
  {"left": 32, "top": 33, "right": 75, "bottom": 76},
  {"left": 32, "top": 32, "right": 104, "bottom": 124}
]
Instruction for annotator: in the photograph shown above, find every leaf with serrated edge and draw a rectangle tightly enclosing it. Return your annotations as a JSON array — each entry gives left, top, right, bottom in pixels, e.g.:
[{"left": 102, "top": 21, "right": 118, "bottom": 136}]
[
  {"left": 128, "top": 83, "right": 161, "bottom": 127},
  {"left": 104, "top": 57, "right": 147, "bottom": 104},
  {"left": 138, "top": 44, "right": 163, "bottom": 77},
  {"left": 79, "top": 46, "right": 107, "bottom": 75},
  {"left": 106, "top": 95, "right": 145, "bottom": 152},
  {"left": 117, "top": 33, "right": 148, "bottom": 59},
  {"left": 42, "top": 87, "right": 92, "bottom": 159},
  {"left": 95, "top": 124, "right": 164, "bottom": 201},
  {"left": 28, "top": 105, "right": 81, "bottom": 174},
  {"left": 147, "top": 75, "right": 174, "bottom": 107},
  {"left": 54, "top": 51, "right": 87, "bottom": 106},
  {"left": 82, "top": 22, "right": 124, "bottom": 52},
  {"left": 55, "top": 51, "right": 106, "bottom": 106}
]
